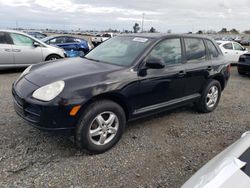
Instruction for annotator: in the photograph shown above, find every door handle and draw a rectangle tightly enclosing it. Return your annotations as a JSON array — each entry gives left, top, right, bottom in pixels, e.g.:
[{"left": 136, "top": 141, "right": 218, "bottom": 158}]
[
  {"left": 12, "top": 49, "right": 21, "bottom": 52},
  {"left": 177, "top": 71, "right": 186, "bottom": 77},
  {"left": 207, "top": 66, "right": 212, "bottom": 71},
  {"left": 4, "top": 49, "right": 12, "bottom": 52}
]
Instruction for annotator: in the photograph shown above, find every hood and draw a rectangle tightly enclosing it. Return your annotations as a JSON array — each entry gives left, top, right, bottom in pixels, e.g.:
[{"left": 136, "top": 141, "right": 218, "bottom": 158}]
[{"left": 25, "top": 57, "right": 123, "bottom": 86}]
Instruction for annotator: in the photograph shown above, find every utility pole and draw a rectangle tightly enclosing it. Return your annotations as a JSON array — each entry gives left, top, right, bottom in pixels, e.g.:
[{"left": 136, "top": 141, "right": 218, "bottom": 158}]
[{"left": 141, "top": 13, "right": 145, "bottom": 33}]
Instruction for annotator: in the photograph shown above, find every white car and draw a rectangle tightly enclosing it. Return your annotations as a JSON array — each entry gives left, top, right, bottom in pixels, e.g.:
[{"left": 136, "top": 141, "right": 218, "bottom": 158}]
[
  {"left": 216, "top": 41, "right": 248, "bottom": 63},
  {"left": 0, "top": 30, "right": 66, "bottom": 69},
  {"left": 182, "top": 131, "right": 250, "bottom": 188}
]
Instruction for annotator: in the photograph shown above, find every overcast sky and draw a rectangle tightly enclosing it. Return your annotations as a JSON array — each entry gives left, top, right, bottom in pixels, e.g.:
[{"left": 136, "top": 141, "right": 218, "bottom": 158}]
[{"left": 0, "top": 0, "right": 250, "bottom": 32}]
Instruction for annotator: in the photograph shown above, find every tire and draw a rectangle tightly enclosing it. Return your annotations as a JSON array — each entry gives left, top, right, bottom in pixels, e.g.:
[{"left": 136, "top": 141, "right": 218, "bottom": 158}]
[
  {"left": 238, "top": 69, "right": 245, "bottom": 75},
  {"left": 196, "top": 80, "right": 221, "bottom": 113},
  {"left": 45, "top": 54, "right": 61, "bottom": 61},
  {"left": 75, "top": 100, "right": 126, "bottom": 154}
]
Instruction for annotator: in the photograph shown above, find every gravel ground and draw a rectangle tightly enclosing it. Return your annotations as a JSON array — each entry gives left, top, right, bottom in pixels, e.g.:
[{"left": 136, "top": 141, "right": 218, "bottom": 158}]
[{"left": 0, "top": 67, "right": 249, "bottom": 188}]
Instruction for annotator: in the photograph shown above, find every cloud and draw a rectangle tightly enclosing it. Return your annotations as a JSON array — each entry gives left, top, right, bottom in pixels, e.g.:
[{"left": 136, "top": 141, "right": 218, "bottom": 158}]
[{"left": 0, "top": 0, "right": 250, "bottom": 32}]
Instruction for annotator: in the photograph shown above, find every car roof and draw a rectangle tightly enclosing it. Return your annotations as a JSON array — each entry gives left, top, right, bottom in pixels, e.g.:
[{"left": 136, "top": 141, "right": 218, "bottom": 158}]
[
  {"left": 121, "top": 33, "right": 214, "bottom": 40},
  {"left": 42, "top": 35, "right": 85, "bottom": 42}
]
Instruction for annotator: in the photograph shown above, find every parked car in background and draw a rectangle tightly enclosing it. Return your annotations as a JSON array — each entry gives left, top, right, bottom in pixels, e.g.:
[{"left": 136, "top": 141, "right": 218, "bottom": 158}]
[
  {"left": 240, "top": 37, "right": 250, "bottom": 46},
  {"left": 238, "top": 53, "right": 250, "bottom": 75},
  {"left": 91, "top": 33, "right": 113, "bottom": 46},
  {"left": 182, "top": 131, "right": 250, "bottom": 188},
  {"left": 12, "top": 34, "right": 230, "bottom": 153},
  {"left": 24, "top": 31, "right": 47, "bottom": 39},
  {"left": 216, "top": 41, "right": 248, "bottom": 63},
  {"left": 0, "top": 30, "right": 66, "bottom": 69},
  {"left": 42, "top": 35, "right": 92, "bottom": 57}
]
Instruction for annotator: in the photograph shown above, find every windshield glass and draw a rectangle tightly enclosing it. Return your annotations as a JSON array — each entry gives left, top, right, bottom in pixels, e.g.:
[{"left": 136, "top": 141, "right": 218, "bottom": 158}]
[{"left": 85, "top": 36, "right": 153, "bottom": 66}]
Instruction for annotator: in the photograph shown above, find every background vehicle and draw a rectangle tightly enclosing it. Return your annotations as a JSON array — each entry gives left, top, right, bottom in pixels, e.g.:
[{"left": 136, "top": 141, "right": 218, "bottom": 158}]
[
  {"left": 217, "top": 40, "right": 248, "bottom": 63},
  {"left": 0, "top": 30, "right": 66, "bottom": 69},
  {"left": 91, "top": 33, "right": 113, "bottom": 46},
  {"left": 240, "top": 37, "right": 250, "bottom": 46},
  {"left": 13, "top": 34, "right": 230, "bottom": 153},
  {"left": 182, "top": 131, "right": 250, "bottom": 188},
  {"left": 42, "top": 35, "right": 91, "bottom": 57},
  {"left": 24, "top": 31, "right": 47, "bottom": 39},
  {"left": 238, "top": 53, "right": 250, "bottom": 75}
]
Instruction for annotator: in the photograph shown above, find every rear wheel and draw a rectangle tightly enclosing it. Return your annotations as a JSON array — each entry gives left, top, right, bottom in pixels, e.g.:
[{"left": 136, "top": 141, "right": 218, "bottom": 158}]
[
  {"left": 75, "top": 100, "right": 126, "bottom": 154},
  {"left": 45, "top": 54, "right": 61, "bottom": 61},
  {"left": 196, "top": 80, "right": 221, "bottom": 113}
]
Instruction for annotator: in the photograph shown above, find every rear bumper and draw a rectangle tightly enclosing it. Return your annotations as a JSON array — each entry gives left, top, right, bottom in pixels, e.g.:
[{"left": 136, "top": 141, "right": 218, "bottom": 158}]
[
  {"left": 238, "top": 63, "right": 250, "bottom": 73},
  {"left": 12, "top": 79, "right": 79, "bottom": 131}
]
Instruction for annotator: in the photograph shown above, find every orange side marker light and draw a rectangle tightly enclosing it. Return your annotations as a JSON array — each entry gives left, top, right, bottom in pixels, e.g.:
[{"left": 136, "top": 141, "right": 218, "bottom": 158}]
[{"left": 70, "top": 105, "right": 81, "bottom": 116}]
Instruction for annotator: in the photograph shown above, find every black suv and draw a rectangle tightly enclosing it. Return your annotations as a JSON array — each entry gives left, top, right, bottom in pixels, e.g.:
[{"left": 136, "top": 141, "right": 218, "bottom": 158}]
[{"left": 12, "top": 34, "right": 230, "bottom": 153}]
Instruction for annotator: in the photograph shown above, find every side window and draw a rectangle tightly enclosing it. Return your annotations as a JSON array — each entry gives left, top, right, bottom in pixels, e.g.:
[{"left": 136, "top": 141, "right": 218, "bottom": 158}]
[
  {"left": 184, "top": 38, "right": 206, "bottom": 63},
  {"left": 0, "top": 32, "right": 12, "bottom": 44},
  {"left": 149, "top": 38, "right": 182, "bottom": 65},
  {"left": 223, "top": 43, "right": 233, "bottom": 50},
  {"left": 66, "top": 37, "right": 76, "bottom": 43},
  {"left": 49, "top": 37, "right": 65, "bottom": 44},
  {"left": 10, "top": 33, "right": 33, "bottom": 46},
  {"left": 206, "top": 40, "right": 219, "bottom": 59},
  {"left": 234, "top": 43, "right": 244, "bottom": 51}
]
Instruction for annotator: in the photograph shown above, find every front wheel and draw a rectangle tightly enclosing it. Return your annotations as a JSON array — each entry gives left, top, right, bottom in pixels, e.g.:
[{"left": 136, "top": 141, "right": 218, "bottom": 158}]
[
  {"left": 196, "top": 80, "right": 221, "bottom": 113},
  {"left": 75, "top": 100, "right": 126, "bottom": 154},
  {"left": 45, "top": 54, "right": 61, "bottom": 61}
]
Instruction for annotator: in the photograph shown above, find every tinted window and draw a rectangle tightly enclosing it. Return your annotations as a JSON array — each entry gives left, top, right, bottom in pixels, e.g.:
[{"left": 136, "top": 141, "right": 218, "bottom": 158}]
[
  {"left": 184, "top": 38, "right": 206, "bottom": 63},
  {"left": 223, "top": 43, "right": 233, "bottom": 50},
  {"left": 0, "top": 32, "right": 12, "bottom": 44},
  {"left": 206, "top": 40, "right": 219, "bottom": 58},
  {"left": 234, "top": 43, "right": 244, "bottom": 51},
  {"left": 10, "top": 33, "right": 34, "bottom": 46},
  {"left": 66, "top": 37, "right": 78, "bottom": 43},
  {"left": 149, "top": 38, "right": 182, "bottom": 65},
  {"left": 49, "top": 37, "right": 65, "bottom": 44}
]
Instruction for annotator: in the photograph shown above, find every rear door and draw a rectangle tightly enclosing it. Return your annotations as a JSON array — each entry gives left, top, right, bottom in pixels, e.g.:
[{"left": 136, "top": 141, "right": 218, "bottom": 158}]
[
  {"left": 221, "top": 42, "right": 235, "bottom": 62},
  {"left": 136, "top": 38, "right": 187, "bottom": 111},
  {"left": 183, "top": 37, "right": 211, "bottom": 96},
  {"left": 0, "top": 32, "right": 14, "bottom": 65},
  {"left": 10, "top": 33, "right": 43, "bottom": 65}
]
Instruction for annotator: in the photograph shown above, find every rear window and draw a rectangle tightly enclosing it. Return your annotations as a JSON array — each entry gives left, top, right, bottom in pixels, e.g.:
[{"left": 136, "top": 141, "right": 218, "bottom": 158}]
[
  {"left": 206, "top": 40, "right": 219, "bottom": 59},
  {"left": 184, "top": 38, "right": 206, "bottom": 63}
]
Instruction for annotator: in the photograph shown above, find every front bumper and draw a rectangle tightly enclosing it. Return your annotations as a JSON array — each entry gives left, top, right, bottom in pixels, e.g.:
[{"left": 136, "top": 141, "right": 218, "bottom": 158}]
[{"left": 12, "top": 78, "right": 78, "bottom": 131}]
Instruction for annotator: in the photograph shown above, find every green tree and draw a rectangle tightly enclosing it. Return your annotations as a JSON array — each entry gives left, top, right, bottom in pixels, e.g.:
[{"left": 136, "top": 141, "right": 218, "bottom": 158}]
[
  {"left": 149, "top": 27, "right": 156, "bottom": 33},
  {"left": 133, "top": 23, "right": 140, "bottom": 33},
  {"left": 219, "top": 28, "right": 228, "bottom": 33}
]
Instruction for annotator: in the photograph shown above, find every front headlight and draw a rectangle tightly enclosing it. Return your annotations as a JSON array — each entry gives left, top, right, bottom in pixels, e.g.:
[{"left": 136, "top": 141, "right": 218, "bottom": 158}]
[{"left": 32, "top": 80, "right": 65, "bottom": 102}]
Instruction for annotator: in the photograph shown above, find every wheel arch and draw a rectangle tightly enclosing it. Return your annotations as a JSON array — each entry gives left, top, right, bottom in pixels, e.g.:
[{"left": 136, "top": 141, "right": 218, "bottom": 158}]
[
  {"left": 80, "top": 92, "right": 131, "bottom": 121},
  {"left": 45, "top": 54, "right": 63, "bottom": 61},
  {"left": 212, "top": 74, "right": 225, "bottom": 91}
]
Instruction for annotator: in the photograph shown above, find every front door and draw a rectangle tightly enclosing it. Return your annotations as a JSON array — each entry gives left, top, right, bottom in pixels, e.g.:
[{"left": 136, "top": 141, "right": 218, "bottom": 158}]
[
  {"left": 136, "top": 38, "right": 187, "bottom": 112},
  {"left": 10, "top": 33, "right": 43, "bottom": 65}
]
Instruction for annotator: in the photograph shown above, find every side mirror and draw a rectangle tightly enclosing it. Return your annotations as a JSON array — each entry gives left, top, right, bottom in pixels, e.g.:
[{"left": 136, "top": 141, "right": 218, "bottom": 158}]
[
  {"left": 145, "top": 56, "right": 165, "bottom": 69},
  {"left": 33, "top": 41, "right": 40, "bottom": 47}
]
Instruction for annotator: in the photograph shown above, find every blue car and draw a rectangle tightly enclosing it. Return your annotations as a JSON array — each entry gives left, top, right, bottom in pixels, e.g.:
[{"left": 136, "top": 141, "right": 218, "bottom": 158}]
[{"left": 42, "top": 35, "right": 91, "bottom": 57}]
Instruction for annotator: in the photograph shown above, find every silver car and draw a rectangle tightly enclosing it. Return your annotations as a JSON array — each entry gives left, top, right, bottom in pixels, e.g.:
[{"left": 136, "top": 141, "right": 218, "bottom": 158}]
[
  {"left": 0, "top": 30, "right": 66, "bottom": 69},
  {"left": 182, "top": 131, "right": 250, "bottom": 188}
]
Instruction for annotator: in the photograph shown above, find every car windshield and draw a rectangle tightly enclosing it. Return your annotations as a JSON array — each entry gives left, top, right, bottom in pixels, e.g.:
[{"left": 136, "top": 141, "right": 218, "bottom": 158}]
[{"left": 85, "top": 36, "right": 153, "bottom": 66}]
